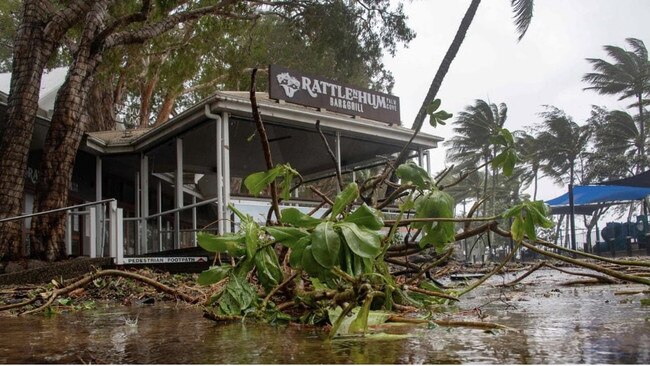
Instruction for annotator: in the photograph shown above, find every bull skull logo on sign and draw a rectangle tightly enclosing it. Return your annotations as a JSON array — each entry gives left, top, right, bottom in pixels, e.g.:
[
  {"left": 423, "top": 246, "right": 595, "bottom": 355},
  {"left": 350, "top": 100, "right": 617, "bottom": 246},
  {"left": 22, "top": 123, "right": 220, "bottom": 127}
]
[{"left": 276, "top": 72, "right": 300, "bottom": 98}]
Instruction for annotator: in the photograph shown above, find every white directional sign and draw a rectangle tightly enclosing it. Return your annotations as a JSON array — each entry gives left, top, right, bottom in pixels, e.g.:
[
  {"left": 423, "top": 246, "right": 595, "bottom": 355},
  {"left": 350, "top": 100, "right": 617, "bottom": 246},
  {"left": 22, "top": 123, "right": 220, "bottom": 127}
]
[{"left": 122, "top": 257, "right": 208, "bottom": 264}]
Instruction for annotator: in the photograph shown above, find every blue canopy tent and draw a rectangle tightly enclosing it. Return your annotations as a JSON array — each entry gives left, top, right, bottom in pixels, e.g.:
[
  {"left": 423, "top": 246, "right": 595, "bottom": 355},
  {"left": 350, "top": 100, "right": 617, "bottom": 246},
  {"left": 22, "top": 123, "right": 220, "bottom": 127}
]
[{"left": 546, "top": 185, "right": 650, "bottom": 214}]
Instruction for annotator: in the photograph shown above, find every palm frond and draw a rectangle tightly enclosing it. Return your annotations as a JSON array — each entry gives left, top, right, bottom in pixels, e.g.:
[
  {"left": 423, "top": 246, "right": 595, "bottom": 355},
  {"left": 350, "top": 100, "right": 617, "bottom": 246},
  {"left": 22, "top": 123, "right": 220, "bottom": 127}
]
[{"left": 511, "top": 0, "right": 534, "bottom": 41}]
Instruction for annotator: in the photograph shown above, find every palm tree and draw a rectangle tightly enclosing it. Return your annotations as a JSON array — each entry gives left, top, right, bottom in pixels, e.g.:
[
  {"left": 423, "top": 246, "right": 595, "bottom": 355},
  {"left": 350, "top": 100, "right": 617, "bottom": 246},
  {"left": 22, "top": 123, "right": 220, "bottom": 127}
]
[
  {"left": 583, "top": 38, "right": 650, "bottom": 168},
  {"left": 536, "top": 107, "right": 591, "bottom": 251},
  {"left": 537, "top": 107, "right": 591, "bottom": 185},
  {"left": 516, "top": 131, "right": 544, "bottom": 200},
  {"left": 412, "top": 0, "right": 535, "bottom": 131},
  {"left": 591, "top": 107, "right": 645, "bottom": 175},
  {"left": 445, "top": 100, "right": 508, "bottom": 214}
]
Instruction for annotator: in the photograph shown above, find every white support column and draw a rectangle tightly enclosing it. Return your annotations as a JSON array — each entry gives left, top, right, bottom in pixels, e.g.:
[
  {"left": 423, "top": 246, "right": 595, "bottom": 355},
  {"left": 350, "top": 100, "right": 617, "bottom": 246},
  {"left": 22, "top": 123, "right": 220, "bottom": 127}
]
[
  {"left": 89, "top": 206, "right": 97, "bottom": 258},
  {"left": 140, "top": 154, "right": 149, "bottom": 254},
  {"left": 65, "top": 210, "right": 72, "bottom": 255},
  {"left": 335, "top": 131, "right": 342, "bottom": 192},
  {"left": 95, "top": 157, "right": 103, "bottom": 256},
  {"left": 192, "top": 195, "right": 197, "bottom": 246},
  {"left": 135, "top": 173, "right": 140, "bottom": 255},
  {"left": 109, "top": 200, "right": 117, "bottom": 258},
  {"left": 222, "top": 112, "right": 231, "bottom": 233},
  {"left": 425, "top": 150, "right": 431, "bottom": 175},
  {"left": 216, "top": 117, "right": 224, "bottom": 234},
  {"left": 157, "top": 180, "right": 163, "bottom": 252},
  {"left": 418, "top": 148, "right": 424, "bottom": 168},
  {"left": 175, "top": 138, "right": 183, "bottom": 248},
  {"left": 116, "top": 208, "right": 124, "bottom": 265}
]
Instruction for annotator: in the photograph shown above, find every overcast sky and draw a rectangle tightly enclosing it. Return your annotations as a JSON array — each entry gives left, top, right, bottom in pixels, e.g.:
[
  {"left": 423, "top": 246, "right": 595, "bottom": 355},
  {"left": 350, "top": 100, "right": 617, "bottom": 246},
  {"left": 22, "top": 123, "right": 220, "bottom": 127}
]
[{"left": 384, "top": 0, "right": 650, "bottom": 202}]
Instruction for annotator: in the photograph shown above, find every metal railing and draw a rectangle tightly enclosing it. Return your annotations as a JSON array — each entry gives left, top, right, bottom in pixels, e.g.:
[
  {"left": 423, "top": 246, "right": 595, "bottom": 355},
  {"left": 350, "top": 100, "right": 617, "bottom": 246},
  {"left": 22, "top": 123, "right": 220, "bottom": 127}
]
[{"left": 0, "top": 198, "right": 121, "bottom": 259}]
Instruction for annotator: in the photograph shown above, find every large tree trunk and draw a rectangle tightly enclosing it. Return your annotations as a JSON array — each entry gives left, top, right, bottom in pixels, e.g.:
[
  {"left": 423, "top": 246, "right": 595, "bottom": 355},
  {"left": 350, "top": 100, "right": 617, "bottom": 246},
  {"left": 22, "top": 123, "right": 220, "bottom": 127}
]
[
  {"left": 30, "top": 3, "right": 106, "bottom": 261},
  {"left": 86, "top": 77, "right": 118, "bottom": 132},
  {"left": 0, "top": 2, "right": 55, "bottom": 260},
  {"left": 154, "top": 91, "right": 178, "bottom": 126}
]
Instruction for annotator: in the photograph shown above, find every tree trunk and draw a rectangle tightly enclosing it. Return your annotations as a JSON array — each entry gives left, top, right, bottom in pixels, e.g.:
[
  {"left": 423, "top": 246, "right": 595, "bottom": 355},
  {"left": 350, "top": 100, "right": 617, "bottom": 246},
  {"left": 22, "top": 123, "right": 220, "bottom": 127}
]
[
  {"left": 0, "top": 1, "right": 55, "bottom": 260},
  {"left": 138, "top": 75, "right": 158, "bottom": 128},
  {"left": 411, "top": 0, "right": 481, "bottom": 131},
  {"left": 86, "top": 77, "right": 118, "bottom": 132},
  {"left": 154, "top": 92, "right": 178, "bottom": 126},
  {"left": 30, "top": 3, "right": 106, "bottom": 261},
  {"left": 638, "top": 92, "right": 645, "bottom": 171}
]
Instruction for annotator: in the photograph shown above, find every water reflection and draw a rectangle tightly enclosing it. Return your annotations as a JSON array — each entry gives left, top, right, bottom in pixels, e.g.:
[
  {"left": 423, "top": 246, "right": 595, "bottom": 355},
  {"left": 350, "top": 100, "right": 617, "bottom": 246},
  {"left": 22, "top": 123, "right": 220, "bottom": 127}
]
[{"left": 0, "top": 269, "right": 648, "bottom": 364}]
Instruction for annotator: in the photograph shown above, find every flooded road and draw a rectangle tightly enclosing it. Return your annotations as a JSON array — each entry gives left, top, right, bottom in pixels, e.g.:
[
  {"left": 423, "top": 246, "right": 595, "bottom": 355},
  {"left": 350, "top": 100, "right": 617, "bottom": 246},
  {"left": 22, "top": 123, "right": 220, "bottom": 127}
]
[{"left": 1, "top": 269, "right": 648, "bottom": 364}]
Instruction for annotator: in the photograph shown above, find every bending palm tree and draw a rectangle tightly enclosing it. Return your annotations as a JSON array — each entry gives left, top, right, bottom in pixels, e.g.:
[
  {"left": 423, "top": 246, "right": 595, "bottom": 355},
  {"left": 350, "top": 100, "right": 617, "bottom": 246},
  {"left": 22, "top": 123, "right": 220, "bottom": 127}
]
[
  {"left": 516, "top": 132, "right": 543, "bottom": 200},
  {"left": 536, "top": 107, "right": 591, "bottom": 251},
  {"left": 592, "top": 109, "right": 645, "bottom": 174},
  {"left": 583, "top": 38, "right": 650, "bottom": 169},
  {"left": 412, "top": 0, "right": 535, "bottom": 132},
  {"left": 446, "top": 99, "right": 508, "bottom": 213}
]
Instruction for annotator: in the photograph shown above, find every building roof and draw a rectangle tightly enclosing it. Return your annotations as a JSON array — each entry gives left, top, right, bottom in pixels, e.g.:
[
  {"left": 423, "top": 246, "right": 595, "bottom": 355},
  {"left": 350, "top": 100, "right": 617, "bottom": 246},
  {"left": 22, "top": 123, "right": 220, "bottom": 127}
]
[{"left": 85, "top": 91, "right": 442, "bottom": 154}]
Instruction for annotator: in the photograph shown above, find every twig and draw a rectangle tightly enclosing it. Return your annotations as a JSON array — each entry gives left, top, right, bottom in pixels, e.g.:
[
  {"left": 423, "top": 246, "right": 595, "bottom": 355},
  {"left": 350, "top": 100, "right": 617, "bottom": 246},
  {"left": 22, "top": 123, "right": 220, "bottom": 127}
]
[
  {"left": 0, "top": 297, "right": 39, "bottom": 312},
  {"left": 261, "top": 271, "right": 298, "bottom": 310},
  {"left": 402, "top": 285, "right": 458, "bottom": 301},
  {"left": 308, "top": 186, "right": 335, "bottom": 206},
  {"left": 384, "top": 216, "right": 498, "bottom": 226},
  {"left": 545, "top": 263, "right": 617, "bottom": 284},
  {"left": 249, "top": 68, "right": 281, "bottom": 223},
  {"left": 315, "top": 120, "right": 344, "bottom": 191},
  {"left": 405, "top": 248, "right": 454, "bottom": 285},
  {"left": 501, "top": 261, "right": 546, "bottom": 287},
  {"left": 459, "top": 241, "right": 520, "bottom": 296},
  {"left": 387, "top": 315, "right": 512, "bottom": 330}
]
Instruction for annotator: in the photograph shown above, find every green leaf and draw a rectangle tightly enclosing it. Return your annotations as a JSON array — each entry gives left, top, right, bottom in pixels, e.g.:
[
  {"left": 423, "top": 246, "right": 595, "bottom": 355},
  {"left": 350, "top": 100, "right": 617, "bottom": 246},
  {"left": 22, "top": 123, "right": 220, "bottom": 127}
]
[
  {"left": 278, "top": 164, "right": 299, "bottom": 200},
  {"left": 197, "top": 232, "right": 245, "bottom": 255},
  {"left": 396, "top": 161, "right": 432, "bottom": 190},
  {"left": 491, "top": 150, "right": 508, "bottom": 170},
  {"left": 349, "top": 295, "right": 373, "bottom": 335},
  {"left": 426, "top": 99, "right": 441, "bottom": 114},
  {"left": 511, "top": 216, "right": 524, "bottom": 243},
  {"left": 217, "top": 274, "right": 258, "bottom": 316},
  {"left": 243, "top": 166, "right": 282, "bottom": 197},
  {"left": 503, "top": 150, "right": 517, "bottom": 177},
  {"left": 523, "top": 215, "right": 536, "bottom": 242},
  {"left": 281, "top": 208, "right": 322, "bottom": 229},
  {"left": 311, "top": 222, "right": 341, "bottom": 268},
  {"left": 331, "top": 182, "right": 359, "bottom": 218},
  {"left": 301, "top": 245, "right": 328, "bottom": 277},
  {"left": 254, "top": 246, "right": 284, "bottom": 292},
  {"left": 289, "top": 236, "right": 310, "bottom": 268},
  {"left": 264, "top": 226, "right": 309, "bottom": 248},
  {"left": 244, "top": 221, "right": 260, "bottom": 259},
  {"left": 198, "top": 265, "right": 232, "bottom": 286},
  {"left": 345, "top": 203, "right": 384, "bottom": 230},
  {"left": 414, "top": 191, "right": 455, "bottom": 248},
  {"left": 336, "top": 222, "right": 382, "bottom": 259}
]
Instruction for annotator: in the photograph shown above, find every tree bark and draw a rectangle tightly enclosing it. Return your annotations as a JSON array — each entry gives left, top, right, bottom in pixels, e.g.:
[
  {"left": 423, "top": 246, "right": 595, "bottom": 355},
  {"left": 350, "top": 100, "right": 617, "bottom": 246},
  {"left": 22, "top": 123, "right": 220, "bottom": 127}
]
[
  {"left": 86, "top": 77, "right": 118, "bottom": 132},
  {"left": 154, "top": 91, "right": 178, "bottom": 125},
  {"left": 0, "top": 2, "right": 59, "bottom": 260},
  {"left": 30, "top": 2, "right": 108, "bottom": 261},
  {"left": 411, "top": 0, "right": 481, "bottom": 131}
]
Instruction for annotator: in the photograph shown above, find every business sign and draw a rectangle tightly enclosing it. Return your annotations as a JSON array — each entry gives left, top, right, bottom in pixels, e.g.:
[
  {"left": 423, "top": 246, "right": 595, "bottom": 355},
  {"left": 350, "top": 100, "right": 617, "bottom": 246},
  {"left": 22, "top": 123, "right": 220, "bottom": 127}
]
[
  {"left": 269, "top": 65, "right": 401, "bottom": 125},
  {"left": 122, "top": 256, "right": 208, "bottom": 264}
]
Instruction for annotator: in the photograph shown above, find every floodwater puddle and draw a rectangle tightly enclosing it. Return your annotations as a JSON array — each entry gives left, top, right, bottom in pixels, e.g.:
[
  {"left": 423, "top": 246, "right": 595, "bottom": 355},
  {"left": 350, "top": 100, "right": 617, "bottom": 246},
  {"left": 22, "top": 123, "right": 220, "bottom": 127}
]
[{"left": 0, "top": 269, "right": 648, "bottom": 364}]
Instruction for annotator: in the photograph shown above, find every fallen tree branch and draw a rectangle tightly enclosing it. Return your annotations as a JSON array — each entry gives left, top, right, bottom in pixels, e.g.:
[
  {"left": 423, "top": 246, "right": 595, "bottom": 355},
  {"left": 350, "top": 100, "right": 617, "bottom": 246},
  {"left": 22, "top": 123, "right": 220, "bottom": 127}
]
[
  {"left": 16, "top": 269, "right": 201, "bottom": 315},
  {"left": 490, "top": 226, "right": 650, "bottom": 286},
  {"left": 387, "top": 315, "right": 513, "bottom": 330}
]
